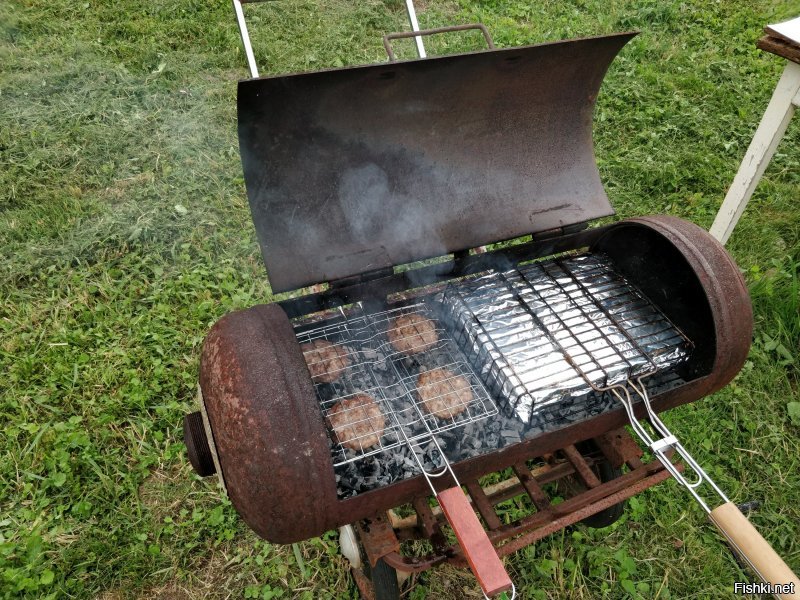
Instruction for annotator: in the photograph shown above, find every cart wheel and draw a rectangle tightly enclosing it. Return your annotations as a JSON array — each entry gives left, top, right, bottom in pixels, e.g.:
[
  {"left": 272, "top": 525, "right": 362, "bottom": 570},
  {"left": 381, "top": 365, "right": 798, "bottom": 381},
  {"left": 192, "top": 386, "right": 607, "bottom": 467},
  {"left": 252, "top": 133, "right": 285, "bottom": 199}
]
[
  {"left": 352, "top": 558, "right": 400, "bottom": 600},
  {"left": 369, "top": 558, "right": 400, "bottom": 600},
  {"left": 580, "top": 460, "right": 626, "bottom": 529},
  {"left": 342, "top": 523, "right": 401, "bottom": 600}
]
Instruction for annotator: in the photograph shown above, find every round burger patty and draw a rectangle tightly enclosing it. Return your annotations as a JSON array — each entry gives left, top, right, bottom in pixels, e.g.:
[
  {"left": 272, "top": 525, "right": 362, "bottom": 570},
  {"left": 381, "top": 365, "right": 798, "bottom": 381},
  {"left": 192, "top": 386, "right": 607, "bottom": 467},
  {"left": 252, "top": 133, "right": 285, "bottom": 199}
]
[
  {"left": 301, "top": 339, "right": 351, "bottom": 383},
  {"left": 416, "top": 368, "right": 473, "bottom": 420},
  {"left": 387, "top": 312, "right": 439, "bottom": 355},
  {"left": 327, "top": 394, "right": 386, "bottom": 451}
]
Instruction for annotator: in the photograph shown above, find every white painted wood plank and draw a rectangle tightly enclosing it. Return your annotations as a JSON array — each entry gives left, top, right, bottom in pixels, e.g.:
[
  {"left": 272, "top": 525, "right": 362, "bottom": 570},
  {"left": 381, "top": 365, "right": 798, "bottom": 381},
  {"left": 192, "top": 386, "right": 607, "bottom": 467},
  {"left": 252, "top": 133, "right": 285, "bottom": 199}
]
[
  {"left": 709, "top": 61, "right": 800, "bottom": 244},
  {"left": 766, "top": 16, "right": 800, "bottom": 46}
]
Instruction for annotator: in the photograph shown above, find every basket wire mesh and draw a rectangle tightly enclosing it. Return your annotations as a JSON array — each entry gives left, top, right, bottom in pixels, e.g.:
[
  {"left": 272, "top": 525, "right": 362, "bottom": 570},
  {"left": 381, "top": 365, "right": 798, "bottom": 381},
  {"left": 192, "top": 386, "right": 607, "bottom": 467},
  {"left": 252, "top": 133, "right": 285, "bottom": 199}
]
[
  {"left": 296, "top": 253, "right": 694, "bottom": 479},
  {"left": 296, "top": 303, "right": 498, "bottom": 466}
]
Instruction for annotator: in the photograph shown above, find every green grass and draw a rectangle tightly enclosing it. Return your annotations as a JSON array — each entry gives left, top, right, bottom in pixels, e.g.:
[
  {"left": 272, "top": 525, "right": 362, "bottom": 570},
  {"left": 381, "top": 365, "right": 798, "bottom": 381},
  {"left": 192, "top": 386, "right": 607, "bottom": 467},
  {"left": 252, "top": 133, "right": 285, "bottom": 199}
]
[{"left": 1, "top": 0, "right": 799, "bottom": 598}]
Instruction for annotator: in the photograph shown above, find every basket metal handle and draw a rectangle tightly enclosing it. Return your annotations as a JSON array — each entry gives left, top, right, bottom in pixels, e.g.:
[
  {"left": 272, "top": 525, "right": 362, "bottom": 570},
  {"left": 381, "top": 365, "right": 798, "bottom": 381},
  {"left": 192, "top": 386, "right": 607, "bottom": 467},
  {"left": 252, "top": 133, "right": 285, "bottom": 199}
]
[{"left": 383, "top": 23, "right": 495, "bottom": 61}]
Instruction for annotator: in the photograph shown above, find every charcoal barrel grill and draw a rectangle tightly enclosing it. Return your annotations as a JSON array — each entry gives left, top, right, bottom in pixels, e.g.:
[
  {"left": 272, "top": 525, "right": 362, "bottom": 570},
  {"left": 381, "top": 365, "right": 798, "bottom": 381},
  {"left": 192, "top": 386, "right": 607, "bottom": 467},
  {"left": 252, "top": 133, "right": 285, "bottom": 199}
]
[{"left": 183, "top": 5, "right": 800, "bottom": 598}]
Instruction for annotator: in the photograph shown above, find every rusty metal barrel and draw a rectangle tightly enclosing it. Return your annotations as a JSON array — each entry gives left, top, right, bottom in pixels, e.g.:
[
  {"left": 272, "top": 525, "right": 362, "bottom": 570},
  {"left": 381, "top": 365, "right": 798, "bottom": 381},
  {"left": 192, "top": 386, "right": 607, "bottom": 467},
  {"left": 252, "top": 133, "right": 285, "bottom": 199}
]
[{"left": 186, "top": 216, "right": 752, "bottom": 544}]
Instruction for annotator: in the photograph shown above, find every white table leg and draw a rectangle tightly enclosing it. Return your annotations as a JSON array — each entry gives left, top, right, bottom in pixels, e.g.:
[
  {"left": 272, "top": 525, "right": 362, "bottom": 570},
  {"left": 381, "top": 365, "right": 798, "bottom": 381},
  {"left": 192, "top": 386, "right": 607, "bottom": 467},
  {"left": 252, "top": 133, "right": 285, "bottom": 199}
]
[{"left": 710, "top": 60, "right": 800, "bottom": 245}]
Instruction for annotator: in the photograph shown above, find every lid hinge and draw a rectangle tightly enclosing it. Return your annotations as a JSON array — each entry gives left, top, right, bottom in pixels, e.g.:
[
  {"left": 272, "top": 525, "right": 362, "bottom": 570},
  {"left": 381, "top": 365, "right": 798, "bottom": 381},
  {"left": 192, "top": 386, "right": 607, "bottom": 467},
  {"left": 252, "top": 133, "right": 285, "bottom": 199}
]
[
  {"left": 531, "top": 222, "right": 588, "bottom": 241},
  {"left": 329, "top": 266, "right": 395, "bottom": 289}
]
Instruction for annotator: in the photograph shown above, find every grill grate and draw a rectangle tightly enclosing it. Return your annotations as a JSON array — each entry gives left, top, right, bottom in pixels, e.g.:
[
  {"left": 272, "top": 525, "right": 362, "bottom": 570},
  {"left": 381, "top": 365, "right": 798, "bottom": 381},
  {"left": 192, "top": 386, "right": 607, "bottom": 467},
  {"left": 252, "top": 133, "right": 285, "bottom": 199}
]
[{"left": 295, "top": 252, "right": 692, "bottom": 489}]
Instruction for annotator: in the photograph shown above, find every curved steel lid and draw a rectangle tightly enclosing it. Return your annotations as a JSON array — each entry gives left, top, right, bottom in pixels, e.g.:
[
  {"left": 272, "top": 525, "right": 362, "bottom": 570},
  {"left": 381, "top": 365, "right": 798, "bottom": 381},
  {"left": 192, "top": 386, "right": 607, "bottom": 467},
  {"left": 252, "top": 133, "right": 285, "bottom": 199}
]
[{"left": 238, "top": 32, "right": 635, "bottom": 293}]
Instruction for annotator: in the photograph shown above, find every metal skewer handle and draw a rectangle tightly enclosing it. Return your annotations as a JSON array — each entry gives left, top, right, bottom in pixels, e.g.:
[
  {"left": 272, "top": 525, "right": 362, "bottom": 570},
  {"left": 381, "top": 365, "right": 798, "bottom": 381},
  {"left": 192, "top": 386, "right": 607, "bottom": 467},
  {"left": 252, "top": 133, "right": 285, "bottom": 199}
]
[
  {"left": 399, "top": 433, "right": 512, "bottom": 598},
  {"left": 382, "top": 332, "right": 512, "bottom": 598},
  {"left": 615, "top": 380, "right": 799, "bottom": 599}
]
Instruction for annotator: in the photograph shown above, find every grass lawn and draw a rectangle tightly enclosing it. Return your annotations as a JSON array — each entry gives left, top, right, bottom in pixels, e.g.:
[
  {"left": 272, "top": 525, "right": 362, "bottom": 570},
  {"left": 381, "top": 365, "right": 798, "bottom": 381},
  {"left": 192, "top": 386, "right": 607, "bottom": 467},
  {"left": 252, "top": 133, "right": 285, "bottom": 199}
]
[{"left": 1, "top": 0, "right": 799, "bottom": 598}]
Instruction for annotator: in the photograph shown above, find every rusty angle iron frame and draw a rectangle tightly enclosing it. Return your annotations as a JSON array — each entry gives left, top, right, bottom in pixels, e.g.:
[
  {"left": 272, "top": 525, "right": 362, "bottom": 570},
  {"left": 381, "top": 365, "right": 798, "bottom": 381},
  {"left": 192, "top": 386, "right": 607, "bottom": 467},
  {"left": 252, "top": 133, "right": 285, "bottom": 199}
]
[{"left": 353, "top": 427, "right": 676, "bottom": 578}]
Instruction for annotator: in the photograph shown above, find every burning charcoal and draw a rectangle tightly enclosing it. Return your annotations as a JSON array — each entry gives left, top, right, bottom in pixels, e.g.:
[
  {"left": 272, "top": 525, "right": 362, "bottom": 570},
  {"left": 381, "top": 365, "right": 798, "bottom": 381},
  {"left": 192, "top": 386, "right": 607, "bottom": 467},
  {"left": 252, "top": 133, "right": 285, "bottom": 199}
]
[
  {"left": 362, "top": 347, "right": 379, "bottom": 361},
  {"left": 501, "top": 429, "right": 521, "bottom": 443},
  {"left": 422, "top": 446, "right": 444, "bottom": 469},
  {"left": 316, "top": 383, "right": 338, "bottom": 402},
  {"left": 438, "top": 429, "right": 456, "bottom": 444},
  {"left": 403, "top": 455, "right": 416, "bottom": 471},
  {"left": 399, "top": 355, "right": 418, "bottom": 370},
  {"left": 461, "top": 434, "right": 480, "bottom": 450}
]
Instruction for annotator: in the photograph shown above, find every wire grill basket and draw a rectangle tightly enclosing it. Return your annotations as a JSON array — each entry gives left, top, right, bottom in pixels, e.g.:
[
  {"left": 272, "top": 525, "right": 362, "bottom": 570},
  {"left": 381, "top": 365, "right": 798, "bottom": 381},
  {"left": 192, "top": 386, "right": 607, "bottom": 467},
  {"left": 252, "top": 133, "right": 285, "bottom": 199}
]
[{"left": 296, "top": 303, "right": 498, "bottom": 466}]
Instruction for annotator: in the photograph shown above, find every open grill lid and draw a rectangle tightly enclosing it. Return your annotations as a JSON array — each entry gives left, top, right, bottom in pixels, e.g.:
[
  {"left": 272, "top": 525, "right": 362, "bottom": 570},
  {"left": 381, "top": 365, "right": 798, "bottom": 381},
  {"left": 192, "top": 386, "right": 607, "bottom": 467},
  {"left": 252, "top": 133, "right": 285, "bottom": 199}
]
[{"left": 237, "top": 32, "right": 635, "bottom": 293}]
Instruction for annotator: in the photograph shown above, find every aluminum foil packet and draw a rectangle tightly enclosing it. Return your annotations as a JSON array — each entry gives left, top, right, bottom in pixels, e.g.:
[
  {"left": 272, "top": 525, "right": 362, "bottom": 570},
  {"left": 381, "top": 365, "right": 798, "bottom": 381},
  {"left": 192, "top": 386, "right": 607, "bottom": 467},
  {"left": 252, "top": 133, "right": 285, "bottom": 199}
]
[{"left": 437, "top": 253, "right": 691, "bottom": 424}]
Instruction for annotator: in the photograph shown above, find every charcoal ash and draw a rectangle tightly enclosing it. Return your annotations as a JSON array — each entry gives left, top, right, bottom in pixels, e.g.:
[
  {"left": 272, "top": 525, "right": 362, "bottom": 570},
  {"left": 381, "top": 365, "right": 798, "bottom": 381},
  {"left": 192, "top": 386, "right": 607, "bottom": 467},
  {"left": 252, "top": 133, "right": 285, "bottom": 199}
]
[
  {"left": 335, "top": 440, "right": 444, "bottom": 498},
  {"left": 332, "top": 370, "right": 683, "bottom": 499}
]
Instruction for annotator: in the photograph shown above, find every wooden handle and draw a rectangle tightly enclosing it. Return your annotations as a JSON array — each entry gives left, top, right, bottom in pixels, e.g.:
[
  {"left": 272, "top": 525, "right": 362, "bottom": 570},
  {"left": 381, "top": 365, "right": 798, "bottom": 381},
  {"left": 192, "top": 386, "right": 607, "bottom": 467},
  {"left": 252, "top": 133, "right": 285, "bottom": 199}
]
[
  {"left": 709, "top": 502, "right": 799, "bottom": 599},
  {"left": 437, "top": 487, "right": 512, "bottom": 597}
]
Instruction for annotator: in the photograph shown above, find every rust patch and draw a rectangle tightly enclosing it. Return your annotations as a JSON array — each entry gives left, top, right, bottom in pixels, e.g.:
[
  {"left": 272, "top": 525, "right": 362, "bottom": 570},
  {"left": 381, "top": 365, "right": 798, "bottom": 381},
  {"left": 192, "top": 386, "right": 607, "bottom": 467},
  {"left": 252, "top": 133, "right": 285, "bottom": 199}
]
[
  {"left": 594, "top": 428, "right": 643, "bottom": 469},
  {"left": 357, "top": 512, "right": 401, "bottom": 568},
  {"left": 198, "top": 304, "right": 339, "bottom": 543}
]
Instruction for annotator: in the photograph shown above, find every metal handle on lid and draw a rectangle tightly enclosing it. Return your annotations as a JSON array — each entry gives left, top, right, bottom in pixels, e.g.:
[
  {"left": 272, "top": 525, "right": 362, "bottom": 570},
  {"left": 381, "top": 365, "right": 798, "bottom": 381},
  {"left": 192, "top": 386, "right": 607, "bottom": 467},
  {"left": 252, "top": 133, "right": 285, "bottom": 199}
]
[{"left": 383, "top": 23, "right": 495, "bottom": 61}]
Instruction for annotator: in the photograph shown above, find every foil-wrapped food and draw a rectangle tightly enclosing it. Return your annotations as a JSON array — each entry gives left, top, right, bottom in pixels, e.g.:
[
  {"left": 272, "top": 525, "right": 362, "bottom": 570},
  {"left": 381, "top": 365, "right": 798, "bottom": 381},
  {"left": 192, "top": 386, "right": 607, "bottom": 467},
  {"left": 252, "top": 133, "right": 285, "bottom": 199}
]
[{"left": 438, "top": 253, "right": 691, "bottom": 424}]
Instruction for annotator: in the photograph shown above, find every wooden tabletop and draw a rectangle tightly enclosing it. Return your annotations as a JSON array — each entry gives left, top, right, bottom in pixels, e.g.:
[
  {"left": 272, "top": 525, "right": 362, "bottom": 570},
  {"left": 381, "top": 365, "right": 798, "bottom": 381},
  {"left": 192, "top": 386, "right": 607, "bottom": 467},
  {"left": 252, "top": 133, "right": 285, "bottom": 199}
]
[{"left": 758, "top": 34, "right": 800, "bottom": 65}]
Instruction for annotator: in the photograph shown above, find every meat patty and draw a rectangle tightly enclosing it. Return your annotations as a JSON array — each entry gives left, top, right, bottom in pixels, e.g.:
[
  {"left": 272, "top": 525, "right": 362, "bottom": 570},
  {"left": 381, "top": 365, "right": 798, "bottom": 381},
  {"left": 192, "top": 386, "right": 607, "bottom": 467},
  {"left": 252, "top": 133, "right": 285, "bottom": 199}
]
[
  {"left": 387, "top": 312, "right": 438, "bottom": 355},
  {"left": 327, "top": 394, "right": 386, "bottom": 451},
  {"left": 301, "top": 339, "right": 351, "bottom": 383},
  {"left": 416, "top": 368, "right": 473, "bottom": 419}
]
